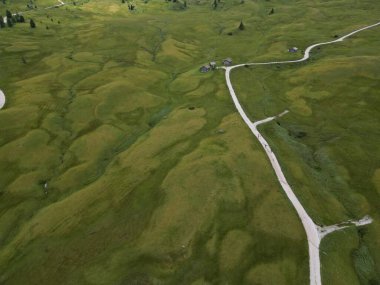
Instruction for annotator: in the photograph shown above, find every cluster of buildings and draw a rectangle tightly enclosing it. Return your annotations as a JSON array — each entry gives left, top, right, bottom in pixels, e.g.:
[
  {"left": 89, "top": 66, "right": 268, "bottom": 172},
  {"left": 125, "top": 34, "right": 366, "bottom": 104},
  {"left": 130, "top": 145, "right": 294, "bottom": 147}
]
[
  {"left": 199, "top": 58, "right": 232, "bottom": 73},
  {"left": 199, "top": 48, "right": 298, "bottom": 73}
]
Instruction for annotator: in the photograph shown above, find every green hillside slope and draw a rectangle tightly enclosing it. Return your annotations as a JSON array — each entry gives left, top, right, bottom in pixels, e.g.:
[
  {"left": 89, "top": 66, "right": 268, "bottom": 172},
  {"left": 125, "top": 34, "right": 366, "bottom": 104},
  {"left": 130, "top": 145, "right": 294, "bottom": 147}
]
[{"left": 0, "top": 0, "right": 379, "bottom": 284}]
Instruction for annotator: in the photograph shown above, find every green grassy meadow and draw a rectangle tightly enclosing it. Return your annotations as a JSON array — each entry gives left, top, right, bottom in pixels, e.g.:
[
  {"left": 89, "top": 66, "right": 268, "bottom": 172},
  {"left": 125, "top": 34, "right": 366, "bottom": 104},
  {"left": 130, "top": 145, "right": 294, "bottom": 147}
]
[{"left": 0, "top": 0, "right": 379, "bottom": 284}]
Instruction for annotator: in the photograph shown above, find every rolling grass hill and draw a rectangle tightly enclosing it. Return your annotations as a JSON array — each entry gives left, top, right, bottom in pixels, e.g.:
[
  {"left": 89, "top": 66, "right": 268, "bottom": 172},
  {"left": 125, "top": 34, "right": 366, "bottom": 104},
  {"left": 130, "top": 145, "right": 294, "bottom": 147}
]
[{"left": 0, "top": 0, "right": 379, "bottom": 284}]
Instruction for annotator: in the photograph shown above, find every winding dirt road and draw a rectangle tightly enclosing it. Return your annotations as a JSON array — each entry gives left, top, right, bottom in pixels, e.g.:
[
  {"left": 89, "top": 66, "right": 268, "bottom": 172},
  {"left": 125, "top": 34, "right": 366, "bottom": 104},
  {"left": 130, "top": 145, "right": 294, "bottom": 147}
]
[
  {"left": 10, "top": 0, "right": 66, "bottom": 16},
  {"left": 45, "top": 0, "right": 66, "bottom": 10},
  {"left": 221, "top": 21, "right": 380, "bottom": 285}
]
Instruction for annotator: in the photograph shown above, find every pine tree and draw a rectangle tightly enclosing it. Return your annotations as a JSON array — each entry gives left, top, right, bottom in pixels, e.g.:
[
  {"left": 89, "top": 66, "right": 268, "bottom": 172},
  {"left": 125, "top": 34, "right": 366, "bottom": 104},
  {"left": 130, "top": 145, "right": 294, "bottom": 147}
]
[
  {"left": 7, "top": 17, "right": 13, "bottom": 27},
  {"left": 238, "top": 20, "right": 245, "bottom": 30},
  {"left": 269, "top": 8, "right": 274, "bottom": 15},
  {"left": 30, "top": 19, "right": 36, "bottom": 28},
  {"left": 6, "top": 10, "right": 13, "bottom": 27}
]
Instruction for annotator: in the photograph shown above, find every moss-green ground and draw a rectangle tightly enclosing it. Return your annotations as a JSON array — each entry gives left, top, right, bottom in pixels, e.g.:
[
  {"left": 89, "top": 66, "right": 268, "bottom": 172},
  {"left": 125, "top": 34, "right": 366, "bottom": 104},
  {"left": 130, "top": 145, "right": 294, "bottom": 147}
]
[{"left": 0, "top": 0, "right": 379, "bottom": 284}]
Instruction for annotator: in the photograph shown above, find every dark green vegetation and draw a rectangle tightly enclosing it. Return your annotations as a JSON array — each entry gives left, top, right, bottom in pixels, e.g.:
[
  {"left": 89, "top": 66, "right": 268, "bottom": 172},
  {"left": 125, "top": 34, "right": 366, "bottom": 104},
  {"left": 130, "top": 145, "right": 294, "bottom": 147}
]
[{"left": 0, "top": 0, "right": 379, "bottom": 284}]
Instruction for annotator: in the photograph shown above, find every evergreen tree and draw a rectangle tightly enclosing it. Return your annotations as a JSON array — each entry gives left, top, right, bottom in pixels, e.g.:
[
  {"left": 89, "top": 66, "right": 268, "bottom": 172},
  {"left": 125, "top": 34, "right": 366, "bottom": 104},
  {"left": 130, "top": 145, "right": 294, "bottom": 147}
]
[
  {"left": 5, "top": 10, "right": 15, "bottom": 27},
  {"left": 30, "top": 19, "right": 36, "bottom": 28},
  {"left": 269, "top": 8, "right": 274, "bottom": 15},
  {"left": 7, "top": 17, "right": 13, "bottom": 27},
  {"left": 15, "top": 14, "right": 23, "bottom": 23},
  {"left": 0, "top": 17, "right": 5, "bottom": 28},
  {"left": 238, "top": 20, "right": 245, "bottom": 30}
]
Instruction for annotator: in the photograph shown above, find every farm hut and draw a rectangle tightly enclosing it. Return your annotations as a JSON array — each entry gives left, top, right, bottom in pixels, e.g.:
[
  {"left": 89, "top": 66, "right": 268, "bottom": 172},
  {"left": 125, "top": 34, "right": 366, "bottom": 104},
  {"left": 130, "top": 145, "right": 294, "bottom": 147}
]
[
  {"left": 288, "top": 47, "right": 298, "bottom": 53},
  {"left": 200, "top": 65, "right": 211, "bottom": 73},
  {"left": 210, "top": 61, "right": 217, "bottom": 69},
  {"left": 222, "top": 58, "right": 233, "bottom": 66}
]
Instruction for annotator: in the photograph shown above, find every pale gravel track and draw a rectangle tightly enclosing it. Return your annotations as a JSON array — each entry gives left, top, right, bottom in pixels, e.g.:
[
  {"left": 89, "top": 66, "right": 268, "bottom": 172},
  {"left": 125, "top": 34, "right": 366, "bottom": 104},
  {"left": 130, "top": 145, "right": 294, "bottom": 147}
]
[
  {"left": 45, "top": 0, "right": 66, "bottom": 10},
  {"left": 221, "top": 21, "right": 380, "bottom": 285},
  {"left": 10, "top": 0, "right": 66, "bottom": 16}
]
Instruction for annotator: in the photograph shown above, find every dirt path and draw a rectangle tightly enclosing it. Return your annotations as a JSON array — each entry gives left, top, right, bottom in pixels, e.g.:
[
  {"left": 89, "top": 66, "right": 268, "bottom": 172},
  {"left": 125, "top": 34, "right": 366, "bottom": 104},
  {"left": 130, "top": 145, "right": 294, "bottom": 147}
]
[
  {"left": 11, "top": 0, "right": 66, "bottom": 15},
  {"left": 45, "top": 0, "right": 66, "bottom": 9},
  {"left": 221, "top": 21, "right": 380, "bottom": 285}
]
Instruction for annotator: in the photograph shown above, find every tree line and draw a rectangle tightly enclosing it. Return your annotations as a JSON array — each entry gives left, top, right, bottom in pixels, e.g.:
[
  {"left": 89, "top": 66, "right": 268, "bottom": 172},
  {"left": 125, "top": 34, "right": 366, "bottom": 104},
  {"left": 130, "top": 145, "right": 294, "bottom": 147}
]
[{"left": 0, "top": 9, "right": 36, "bottom": 29}]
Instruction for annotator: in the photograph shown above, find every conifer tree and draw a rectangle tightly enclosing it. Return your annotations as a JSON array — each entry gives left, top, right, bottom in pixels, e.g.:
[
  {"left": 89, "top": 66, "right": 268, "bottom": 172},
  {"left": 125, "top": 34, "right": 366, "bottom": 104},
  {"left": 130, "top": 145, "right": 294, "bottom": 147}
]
[
  {"left": 30, "top": 19, "right": 36, "bottom": 28},
  {"left": 239, "top": 20, "right": 245, "bottom": 30},
  {"left": 6, "top": 10, "right": 12, "bottom": 19}
]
